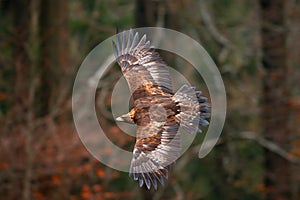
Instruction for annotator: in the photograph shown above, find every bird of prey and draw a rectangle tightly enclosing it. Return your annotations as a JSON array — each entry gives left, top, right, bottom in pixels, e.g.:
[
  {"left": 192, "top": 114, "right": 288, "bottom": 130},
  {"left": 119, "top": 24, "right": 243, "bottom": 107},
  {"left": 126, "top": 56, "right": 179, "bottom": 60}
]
[{"left": 112, "top": 29, "right": 210, "bottom": 190}]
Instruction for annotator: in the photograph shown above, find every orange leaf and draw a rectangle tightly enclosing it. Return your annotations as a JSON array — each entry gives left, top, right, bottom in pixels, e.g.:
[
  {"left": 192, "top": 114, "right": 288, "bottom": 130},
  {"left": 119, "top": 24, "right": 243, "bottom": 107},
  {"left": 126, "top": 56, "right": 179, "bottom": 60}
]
[
  {"left": 51, "top": 174, "right": 61, "bottom": 185},
  {"left": 33, "top": 192, "right": 44, "bottom": 200},
  {"left": 0, "top": 162, "right": 8, "bottom": 170},
  {"left": 104, "top": 192, "right": 118, "bottom": 198},
  {"left": 96, "top": 169, "right": 105, "bottom": 179},
  {"left": 81, "top": 184, "right": 93, "bottom": 199},
  {"left": 92, "top": 184, "right": 104, "bottom": 192},
  {"left": 0, "top": 92, "right": 5, "bottom": 100}
]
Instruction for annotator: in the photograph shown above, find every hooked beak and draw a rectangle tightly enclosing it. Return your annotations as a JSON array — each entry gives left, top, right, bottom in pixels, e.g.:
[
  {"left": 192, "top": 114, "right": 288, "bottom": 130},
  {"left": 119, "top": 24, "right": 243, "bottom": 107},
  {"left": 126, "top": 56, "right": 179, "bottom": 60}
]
[
  {"left": 116, "top": 116, "right": 125, "bottom": 122},
  {"left": 115, "top": 112, "right": 134, "bottom": 124}
]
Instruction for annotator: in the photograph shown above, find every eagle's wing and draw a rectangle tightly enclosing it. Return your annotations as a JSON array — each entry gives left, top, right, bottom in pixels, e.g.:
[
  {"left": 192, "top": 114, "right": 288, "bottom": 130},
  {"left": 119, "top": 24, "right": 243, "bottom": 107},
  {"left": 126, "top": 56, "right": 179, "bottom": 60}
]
[
  {"left": 129, "top": 116, "right": 180, "bottom": 190},
  {"left": 112, "top": 29, "right": 173, "bottom": 96}
]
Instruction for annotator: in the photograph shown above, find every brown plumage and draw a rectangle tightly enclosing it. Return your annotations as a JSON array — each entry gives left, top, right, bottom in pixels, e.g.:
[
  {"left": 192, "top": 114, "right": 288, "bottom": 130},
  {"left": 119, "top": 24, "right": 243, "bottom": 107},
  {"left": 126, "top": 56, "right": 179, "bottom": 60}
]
[{"left": 113, "top": 29, "right": 210, "bottom": 190}]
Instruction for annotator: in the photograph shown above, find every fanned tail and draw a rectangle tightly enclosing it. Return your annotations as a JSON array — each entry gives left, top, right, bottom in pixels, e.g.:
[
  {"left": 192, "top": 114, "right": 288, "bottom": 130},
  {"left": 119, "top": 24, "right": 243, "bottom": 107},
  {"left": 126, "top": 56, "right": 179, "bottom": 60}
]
[{"left": 173, "top": 84, "right": 210, "bottom": 133}]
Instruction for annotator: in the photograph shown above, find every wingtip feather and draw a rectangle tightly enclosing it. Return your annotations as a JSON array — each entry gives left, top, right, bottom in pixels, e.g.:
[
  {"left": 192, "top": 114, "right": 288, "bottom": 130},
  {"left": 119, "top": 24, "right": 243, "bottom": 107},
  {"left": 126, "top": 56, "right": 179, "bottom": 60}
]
[{"left": 130, "top": 161, "right": 170, "bottom": 190}]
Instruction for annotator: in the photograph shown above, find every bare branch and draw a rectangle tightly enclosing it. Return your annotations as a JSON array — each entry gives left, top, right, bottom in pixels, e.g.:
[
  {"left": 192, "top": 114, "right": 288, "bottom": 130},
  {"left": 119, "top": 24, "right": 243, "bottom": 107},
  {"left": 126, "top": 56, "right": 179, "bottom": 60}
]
[
  {"left": 237, "top": 131, "right": 300, "bottom": 165},
  {"left": 199, "top": 0, "right": 235, "bottom": 63},
  {"left": 199, "top": 0, "right": 232, "bottom": 47},
  {"left": 176, "top": 131, "right": 300, "bottom": 173}
]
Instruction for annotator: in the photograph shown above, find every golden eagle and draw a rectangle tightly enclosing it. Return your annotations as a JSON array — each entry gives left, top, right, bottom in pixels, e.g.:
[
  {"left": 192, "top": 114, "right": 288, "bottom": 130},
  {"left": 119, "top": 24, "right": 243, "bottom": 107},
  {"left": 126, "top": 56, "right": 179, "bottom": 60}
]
[{"left": 112, "top": 29, "right": 210, "bottom": 190}]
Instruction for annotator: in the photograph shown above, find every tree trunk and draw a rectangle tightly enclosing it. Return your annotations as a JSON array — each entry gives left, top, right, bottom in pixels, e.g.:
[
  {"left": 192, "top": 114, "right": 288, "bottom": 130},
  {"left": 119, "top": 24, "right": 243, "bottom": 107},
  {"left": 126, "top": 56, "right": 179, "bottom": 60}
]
[
  {"left": 38, "top": 0, "right": 69, "bottom": 116},
  {"left": 135, "top": 0, "right": 181, "bottom": 30},
  {"left": 259, "top": 0, "right": 291, "bottom": 199},
  {"left": 13, "top": 0, "right": 31, "bottom": 117},
  {"left": 286, "top": 1, "right": 300, "bottom": 199},
  {"left": 135, "top": 0, "right": 158, "bottom": 27},
  {"left": 12, "top": 1, "right": 33, "bottom": 200}
]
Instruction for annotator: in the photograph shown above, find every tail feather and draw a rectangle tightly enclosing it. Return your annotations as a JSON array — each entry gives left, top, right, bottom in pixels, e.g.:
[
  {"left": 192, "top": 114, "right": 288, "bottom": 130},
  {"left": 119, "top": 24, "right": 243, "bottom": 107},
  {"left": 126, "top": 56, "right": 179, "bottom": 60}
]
[{"left": 173, "top": 84, "right": 210, "bottom": 133}]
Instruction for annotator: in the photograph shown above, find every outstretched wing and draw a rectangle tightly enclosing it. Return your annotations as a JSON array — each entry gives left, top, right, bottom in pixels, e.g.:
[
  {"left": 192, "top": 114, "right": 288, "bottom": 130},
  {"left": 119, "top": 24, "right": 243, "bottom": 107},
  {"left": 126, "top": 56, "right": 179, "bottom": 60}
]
[
  {"left": 129, "top": 117, "right": 180, "bottom": 190},
  {"left": 112, "top": 29, "right": 173, "bottom": 96}
]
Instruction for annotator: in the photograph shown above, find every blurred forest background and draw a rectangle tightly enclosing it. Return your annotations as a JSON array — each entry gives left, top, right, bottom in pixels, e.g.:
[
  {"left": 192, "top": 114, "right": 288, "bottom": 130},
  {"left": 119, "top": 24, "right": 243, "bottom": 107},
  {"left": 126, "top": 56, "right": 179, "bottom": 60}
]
[{"left": 1, "top": 0, "right": 300, "bottom": 199}]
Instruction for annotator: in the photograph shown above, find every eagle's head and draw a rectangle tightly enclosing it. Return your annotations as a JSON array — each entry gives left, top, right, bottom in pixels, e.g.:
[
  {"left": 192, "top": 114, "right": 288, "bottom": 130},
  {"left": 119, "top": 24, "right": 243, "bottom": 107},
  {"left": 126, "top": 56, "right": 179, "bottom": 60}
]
[{"left": 115, "top": 109, "right": 135, "bottom": 124}]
